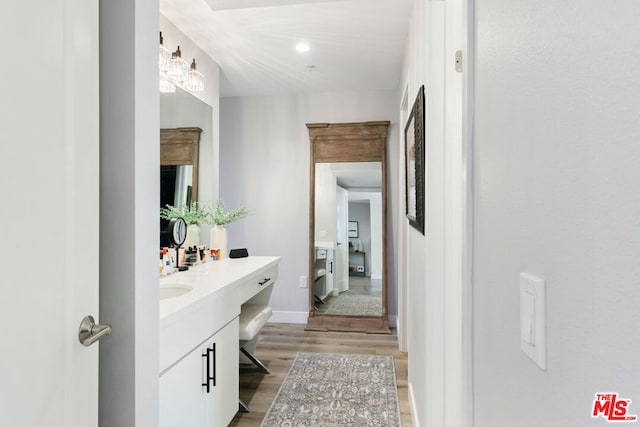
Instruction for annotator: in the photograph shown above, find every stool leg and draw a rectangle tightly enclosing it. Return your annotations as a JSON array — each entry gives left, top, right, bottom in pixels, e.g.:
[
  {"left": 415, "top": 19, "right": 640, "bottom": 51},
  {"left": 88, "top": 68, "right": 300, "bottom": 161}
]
[{"left": 240, "top": 347, "right": 270, "bottom": 374}]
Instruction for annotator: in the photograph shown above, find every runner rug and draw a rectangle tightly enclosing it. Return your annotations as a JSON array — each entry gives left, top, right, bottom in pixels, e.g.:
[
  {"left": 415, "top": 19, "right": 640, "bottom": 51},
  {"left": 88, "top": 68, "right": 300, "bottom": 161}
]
[
  {"left": 324, "top": 293, "right": 383, "bottom": 317},
  {"left": 260, "top": 352, "right": 401, "bottom": 427}
]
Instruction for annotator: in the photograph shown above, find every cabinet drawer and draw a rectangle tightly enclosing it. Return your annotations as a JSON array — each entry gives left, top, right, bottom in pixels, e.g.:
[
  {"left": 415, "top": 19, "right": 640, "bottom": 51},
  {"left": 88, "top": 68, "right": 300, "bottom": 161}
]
[{"left": 235, "top": 264, "right": 278, "bottom": 306}]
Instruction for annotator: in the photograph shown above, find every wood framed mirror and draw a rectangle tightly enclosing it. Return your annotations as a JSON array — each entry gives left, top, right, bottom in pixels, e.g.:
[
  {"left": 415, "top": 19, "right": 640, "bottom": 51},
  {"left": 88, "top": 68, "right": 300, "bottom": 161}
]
[
  {"left": 160, "top": 127, "right": 201, "bottom": 247},
  {"left": 306, "top": 121, "right": 391, "bottom": 334}
]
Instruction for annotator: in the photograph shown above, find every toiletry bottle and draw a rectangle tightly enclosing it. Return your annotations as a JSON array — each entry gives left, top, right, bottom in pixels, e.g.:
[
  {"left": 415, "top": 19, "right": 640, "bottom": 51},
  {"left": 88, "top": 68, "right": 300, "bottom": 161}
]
[
  {"left": 162, "top": 248, "right": 169, "bottom": 274},
  {"left": 170, "top": 252, "right": 176, "bottom": 274},
  {"left": 163, "top": 247, "right": 175, "bottom": 274}
]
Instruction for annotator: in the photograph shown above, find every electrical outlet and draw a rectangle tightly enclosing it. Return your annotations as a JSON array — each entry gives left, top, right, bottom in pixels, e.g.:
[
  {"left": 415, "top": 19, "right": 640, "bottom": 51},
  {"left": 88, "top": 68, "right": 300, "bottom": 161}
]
[{"left": 299, "top": 276, "right": 308, "bottom": 288}]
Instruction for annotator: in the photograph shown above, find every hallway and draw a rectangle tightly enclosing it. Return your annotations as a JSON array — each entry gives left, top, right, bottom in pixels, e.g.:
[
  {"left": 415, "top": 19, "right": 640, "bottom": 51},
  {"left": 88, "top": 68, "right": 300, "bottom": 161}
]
[{"left": 231, "top": 323, "right": 412, "bottom": 426}]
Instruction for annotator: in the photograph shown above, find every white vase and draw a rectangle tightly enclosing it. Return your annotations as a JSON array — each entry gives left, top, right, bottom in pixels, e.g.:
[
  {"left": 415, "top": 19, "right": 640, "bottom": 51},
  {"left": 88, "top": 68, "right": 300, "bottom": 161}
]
[
  {"left": 184, "top": 224, "right": 201, "bottom": 248},
  {"left": 209, "top": 224, "right": 227, "bottom": 259}
]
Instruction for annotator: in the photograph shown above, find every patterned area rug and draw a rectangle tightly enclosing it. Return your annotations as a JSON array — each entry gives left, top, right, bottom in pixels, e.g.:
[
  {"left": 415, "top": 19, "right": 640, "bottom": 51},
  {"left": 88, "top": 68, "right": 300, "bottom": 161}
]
[
  {"left": 261, "top": 352, "right": 401, "bottom": 427},
  {"left": 324, "top": 293, "right": 382, "bottom": 316}
]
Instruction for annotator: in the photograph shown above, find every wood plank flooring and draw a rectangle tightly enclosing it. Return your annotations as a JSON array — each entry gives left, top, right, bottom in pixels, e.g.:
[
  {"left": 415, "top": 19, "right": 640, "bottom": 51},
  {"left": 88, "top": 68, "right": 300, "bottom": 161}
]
[{"left": 230, "top": 323, "right": 412, "bottom": 426}]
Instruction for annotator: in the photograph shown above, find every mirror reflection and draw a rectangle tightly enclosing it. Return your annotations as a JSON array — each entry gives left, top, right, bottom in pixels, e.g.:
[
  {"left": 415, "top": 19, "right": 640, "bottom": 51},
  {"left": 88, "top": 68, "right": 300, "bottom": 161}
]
[
  {"left": 314, "top": 162, "right": 382, "bottom": 316},
  {"left": 161, "top": 165, "right": 193, "bottom": 208},
  {"left": 160, "top": 165, "right": 193, "bottom": 247},
  {"left": 160, "top": 87, "right": 212, "bottom": 248}
]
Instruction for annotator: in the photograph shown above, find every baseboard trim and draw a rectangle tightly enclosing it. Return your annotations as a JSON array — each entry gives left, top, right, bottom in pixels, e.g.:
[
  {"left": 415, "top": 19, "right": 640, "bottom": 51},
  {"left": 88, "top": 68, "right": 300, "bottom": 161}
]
[
  {"left": 409, "top": 382, "right": 419, "bottom": 427},
  {"left": 388, "top": 314, "right": 397, "bottom": 328},
  {"left": 269, "top": 312, "right": 397, "bottom": 328},
  {"left": 269, "top": 311, "right": 308, "bottom": 324}
]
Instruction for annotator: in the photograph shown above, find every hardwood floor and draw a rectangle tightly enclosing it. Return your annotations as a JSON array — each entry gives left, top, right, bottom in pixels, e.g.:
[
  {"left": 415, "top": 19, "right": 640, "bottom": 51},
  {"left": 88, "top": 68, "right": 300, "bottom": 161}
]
[{"left": 230, "top": 323, "right": 413, "bottom": 426}]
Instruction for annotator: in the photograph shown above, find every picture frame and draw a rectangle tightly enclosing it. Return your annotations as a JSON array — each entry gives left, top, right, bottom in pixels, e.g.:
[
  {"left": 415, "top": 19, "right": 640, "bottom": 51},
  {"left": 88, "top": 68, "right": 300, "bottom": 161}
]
[
  {"left": 404, "top": 85, "right": 425, "bottom": 235},
  {"left": 348, "top": 221, "right": 359, "bottom": 238}
]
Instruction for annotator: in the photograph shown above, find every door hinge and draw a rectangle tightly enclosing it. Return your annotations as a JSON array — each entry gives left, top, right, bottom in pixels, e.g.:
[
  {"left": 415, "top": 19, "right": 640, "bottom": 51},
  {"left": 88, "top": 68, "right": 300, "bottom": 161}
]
[{"left": 455, "top": 50, "right": 463, "bottom": 73}]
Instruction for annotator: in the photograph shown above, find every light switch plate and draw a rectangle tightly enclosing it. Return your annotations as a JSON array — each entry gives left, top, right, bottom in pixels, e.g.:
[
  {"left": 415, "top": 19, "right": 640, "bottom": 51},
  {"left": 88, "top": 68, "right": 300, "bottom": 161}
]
[
  {"left": 299, "top": 276, "right": 308, "bottom": 288},
  {"left": 520, "top": 273, "right": 546, "bottom": 370}
]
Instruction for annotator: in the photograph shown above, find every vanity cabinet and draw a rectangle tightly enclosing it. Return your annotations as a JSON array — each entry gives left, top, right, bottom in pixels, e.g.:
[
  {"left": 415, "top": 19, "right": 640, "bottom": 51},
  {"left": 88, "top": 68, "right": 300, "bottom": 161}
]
[
  {"left": 159, "top": 317, "right": 239, "bottom": 427},
  {"left": 314, "top": 246, "right": 334, "bottom": 301},
  {"left": 160, "top": 256, "right": 280, "bottom": 427}
]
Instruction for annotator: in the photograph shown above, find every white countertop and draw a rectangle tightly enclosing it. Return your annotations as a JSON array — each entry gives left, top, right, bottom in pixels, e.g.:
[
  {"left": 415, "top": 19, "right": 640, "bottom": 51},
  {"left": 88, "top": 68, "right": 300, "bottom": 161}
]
[
  {"left": 159, "top": 255, "right": 280, "bottom": 373},
  {"left": 159, "top": 255, "right": 280, "bottom": 320}
]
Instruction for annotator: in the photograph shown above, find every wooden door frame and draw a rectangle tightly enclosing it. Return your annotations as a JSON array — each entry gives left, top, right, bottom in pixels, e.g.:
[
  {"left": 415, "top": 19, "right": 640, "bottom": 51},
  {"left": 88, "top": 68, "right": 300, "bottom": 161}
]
[{"left": 160, "top": 127, "right": 202, "bottom": 203}]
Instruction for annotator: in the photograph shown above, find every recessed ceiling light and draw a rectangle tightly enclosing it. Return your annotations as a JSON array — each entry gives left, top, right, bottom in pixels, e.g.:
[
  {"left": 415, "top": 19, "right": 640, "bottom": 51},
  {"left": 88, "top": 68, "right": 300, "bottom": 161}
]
[{"left": 295, "top": 42, "right": 310, "bottom": 53}]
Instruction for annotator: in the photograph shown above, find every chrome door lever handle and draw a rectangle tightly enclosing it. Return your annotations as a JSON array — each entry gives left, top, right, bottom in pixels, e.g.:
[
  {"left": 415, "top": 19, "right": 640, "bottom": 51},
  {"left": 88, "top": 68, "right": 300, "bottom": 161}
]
[{"left": 78, "top": 315, "right": 112, "bottom": 347}]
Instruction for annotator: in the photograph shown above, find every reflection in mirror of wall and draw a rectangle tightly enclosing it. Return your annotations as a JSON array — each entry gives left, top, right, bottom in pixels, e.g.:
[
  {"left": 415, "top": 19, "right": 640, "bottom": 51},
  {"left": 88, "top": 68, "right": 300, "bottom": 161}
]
[
  {"left": 161, "top": 165, "right": 193, "bottom": 208},
  {"left": 314, "top": 162, "right": 383, "bottom": 318},
  {"left": 306, "top": 121, "right": 390, "bottom": 334}
]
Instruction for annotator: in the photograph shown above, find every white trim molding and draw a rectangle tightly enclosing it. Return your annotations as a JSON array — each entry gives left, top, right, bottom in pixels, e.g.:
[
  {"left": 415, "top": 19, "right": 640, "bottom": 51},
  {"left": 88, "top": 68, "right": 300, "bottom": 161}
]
[{"left": 269, "top": 311, "right": 309, "bottom": 324}]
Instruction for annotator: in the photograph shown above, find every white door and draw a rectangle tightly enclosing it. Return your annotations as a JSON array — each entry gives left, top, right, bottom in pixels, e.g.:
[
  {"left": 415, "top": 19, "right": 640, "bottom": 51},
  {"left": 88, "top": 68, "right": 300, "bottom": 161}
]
[
  {"left": 335, "top": 185, "right": 349, "bottom": 293},
  {"left": 0, "top": 0, "right": 100, "bottom": 426}
]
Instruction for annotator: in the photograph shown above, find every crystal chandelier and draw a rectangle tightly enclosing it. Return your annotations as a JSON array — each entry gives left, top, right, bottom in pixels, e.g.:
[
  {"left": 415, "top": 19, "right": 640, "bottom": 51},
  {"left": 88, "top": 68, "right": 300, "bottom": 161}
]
[{"left": 159, "top": 32, "right": 204, "bottom": 93}]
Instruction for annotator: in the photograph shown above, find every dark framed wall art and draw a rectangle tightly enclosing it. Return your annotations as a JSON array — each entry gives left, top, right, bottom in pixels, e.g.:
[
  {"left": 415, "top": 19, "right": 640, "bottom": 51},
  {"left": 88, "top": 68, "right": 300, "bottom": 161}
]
[
  {"left": 348, "top": 221, "right": 359, "bottom": 238},
  {"left": 404, "top": 85, "right": 425, "bottom": 234}
]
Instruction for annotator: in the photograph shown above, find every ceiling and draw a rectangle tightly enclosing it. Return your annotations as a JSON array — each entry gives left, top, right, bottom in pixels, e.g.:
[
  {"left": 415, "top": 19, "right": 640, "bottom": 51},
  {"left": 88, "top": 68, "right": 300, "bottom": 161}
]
[
  {"left": 332, "top": 162, "right": 381, "bottom": 190},
  {"left": 159, "top": 0, "right": 414, "bottom": 97}
]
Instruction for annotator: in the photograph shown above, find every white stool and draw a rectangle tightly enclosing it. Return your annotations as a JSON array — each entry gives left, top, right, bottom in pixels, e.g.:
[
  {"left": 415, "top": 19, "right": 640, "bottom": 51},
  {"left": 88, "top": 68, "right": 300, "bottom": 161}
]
[{"left": 238, "top": 304, "right": 272, "bottom": 413}]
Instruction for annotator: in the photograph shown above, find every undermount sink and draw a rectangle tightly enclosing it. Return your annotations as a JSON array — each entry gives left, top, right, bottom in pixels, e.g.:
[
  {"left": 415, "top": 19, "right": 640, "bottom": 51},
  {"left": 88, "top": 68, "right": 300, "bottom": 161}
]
[{"left": 159, "top": 284, "right": 193, "bottom": 300}]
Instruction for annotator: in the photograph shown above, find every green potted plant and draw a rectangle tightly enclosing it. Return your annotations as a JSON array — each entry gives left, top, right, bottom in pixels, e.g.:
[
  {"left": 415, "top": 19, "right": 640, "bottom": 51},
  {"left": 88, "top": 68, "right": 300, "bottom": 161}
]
[
  {"left": 206, "top": 200, "right": 252, "bottom": 258},
  {"left": 160, "top": 201, "right": 209, "bottom": 247}
]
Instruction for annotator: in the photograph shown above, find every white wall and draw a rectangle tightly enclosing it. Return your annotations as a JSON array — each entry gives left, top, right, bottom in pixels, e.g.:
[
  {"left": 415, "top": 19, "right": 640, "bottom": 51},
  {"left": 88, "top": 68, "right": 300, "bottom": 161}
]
[
  {"left": 314, "top": 163, "right": 338, "bottom": 246},
  {"left": 401, "top": 0, "right": 431, "bottom": 425},
  {"left": 99, "top": 0, "right": 159, "bottom": 425},
  {"left": 473, "top": 1, "right": 640, "bottom": 425},
  {"left": 369, "top": 196, "right": 383, "bottom": 279},
  {"left": 219, "top": 90, "right": 398, "bottom": 322},
  {"left": 400, "top": 0, "right": 468, "bottom": 426}
]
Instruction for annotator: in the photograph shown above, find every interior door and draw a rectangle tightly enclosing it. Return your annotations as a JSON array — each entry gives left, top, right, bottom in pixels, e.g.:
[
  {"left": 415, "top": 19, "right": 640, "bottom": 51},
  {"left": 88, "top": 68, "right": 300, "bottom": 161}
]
[
  {"left": 335, "top": 185, "right": 349, "bottom": 293},
  {"left": 0, "top": 0, "right": 100, "bottom": 425}
]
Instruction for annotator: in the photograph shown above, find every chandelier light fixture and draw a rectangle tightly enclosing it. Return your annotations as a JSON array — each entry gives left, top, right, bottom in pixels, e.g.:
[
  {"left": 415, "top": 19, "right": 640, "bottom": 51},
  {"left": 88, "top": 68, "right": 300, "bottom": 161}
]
[{"left": 159, "top": 32, "right": 204, "bottom": 93}]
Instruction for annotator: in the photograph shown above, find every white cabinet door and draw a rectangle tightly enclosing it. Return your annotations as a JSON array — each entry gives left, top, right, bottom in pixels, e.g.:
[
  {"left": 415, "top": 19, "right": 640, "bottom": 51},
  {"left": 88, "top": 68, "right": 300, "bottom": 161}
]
[
  {"left": 160, "top": 317, "right": 239, "bottom": 427},
  {"left": 325, "top": 248, "right": 335, "bottom": 295},
  {"left": 335, "top": 185, "right": 349, "bottom": 292},
  {"left": 159, "top": 342, "right": 208, "bottom": 427},
  {"left": 206, "top": 317, "right": 239, "bottom": 426}
]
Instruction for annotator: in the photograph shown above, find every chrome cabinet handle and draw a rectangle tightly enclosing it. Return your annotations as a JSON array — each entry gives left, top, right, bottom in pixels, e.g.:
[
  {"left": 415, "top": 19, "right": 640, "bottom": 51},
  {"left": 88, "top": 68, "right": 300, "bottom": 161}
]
[{"left": 78, "top": 315, "right": 112, "bottom": 347}]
